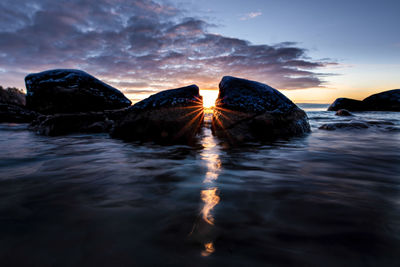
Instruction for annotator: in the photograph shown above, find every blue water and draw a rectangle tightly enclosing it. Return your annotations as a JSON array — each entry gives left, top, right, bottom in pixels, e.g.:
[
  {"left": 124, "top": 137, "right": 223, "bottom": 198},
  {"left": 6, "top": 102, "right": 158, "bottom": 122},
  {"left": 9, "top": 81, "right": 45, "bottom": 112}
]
[{"left": 0, "top": 107, "right": 400, "bottom": 266}]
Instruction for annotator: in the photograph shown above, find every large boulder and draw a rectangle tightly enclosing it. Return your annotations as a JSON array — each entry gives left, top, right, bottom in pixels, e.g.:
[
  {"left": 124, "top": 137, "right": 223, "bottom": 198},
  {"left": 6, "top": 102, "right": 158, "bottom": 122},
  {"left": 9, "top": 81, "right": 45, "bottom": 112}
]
[
  {"left": 327, "top": 98, "right": 366, "bottom": 111},
  {"left": 212, "top": 76, "right": 310, "bottom": 143},
  {"left": 328, "top": 89, "right": 400, "bottom": 111},
  {"left": 111, "top": 85, "right": 204, "bottom": 144},
  {"left": 362, "top": 89, "right": 400, "bottom": 111},
  {"left": 25, "top": 69, "right": 131, "bottom": 114}
]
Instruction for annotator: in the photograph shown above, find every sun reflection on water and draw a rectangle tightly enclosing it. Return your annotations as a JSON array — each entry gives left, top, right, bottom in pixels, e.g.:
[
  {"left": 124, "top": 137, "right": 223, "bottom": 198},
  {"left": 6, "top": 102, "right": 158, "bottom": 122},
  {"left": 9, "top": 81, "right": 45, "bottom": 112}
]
[
  {"left": 201, "top": 242, "right": 216, "bottom": 257},
  {"left": 201, "top": 188, "right": 220, "bottom": 225},
  {"left": 197, "top": 115, "right": 222, "bottom": 257}
]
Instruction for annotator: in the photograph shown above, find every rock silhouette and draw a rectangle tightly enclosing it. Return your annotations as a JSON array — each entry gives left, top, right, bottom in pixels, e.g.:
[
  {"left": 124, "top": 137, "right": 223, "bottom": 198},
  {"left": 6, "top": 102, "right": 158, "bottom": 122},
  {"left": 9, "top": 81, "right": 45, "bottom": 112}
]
[{"left": 328, "top": 89, "right": 400, "bottom": 111}]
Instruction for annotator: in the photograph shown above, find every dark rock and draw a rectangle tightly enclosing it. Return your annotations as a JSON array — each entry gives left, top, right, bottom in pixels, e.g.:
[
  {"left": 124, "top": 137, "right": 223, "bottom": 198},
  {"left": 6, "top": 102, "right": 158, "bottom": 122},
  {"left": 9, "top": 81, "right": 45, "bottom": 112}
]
[
  {"left": 111, "top": 85, "right": 204, "bottom": 144},
  {"left": 25, "top": 69, "right": 131, "bottom": 114},
  {"left": 319, "top": 122, "right": 369, "bottom": 130},
  {"left": 0, "top": 86, "right": 26, "bottom": 106},
  {"left": 335, "top": 109, "right": 353, "bottom": 116},
  {"left": 328, "top": 98, "right": 366, "bottom": 111},
  {"left": 319, "top": 119, "right": 396, "bottom": 131},
  {"left": 0, "top": 86, "right": 38, "bottom": 122},
  {"left": 365, "top": 120, "right": 394, "bottom": 126},
  {"left": 362, "top": 89, "right": 400, "bottom": 111},
  {"left": 29, "top": 112, "right": 114, "bottom": 136},
  {"left": 0, "top": 103, "right": 39, "bottom": 123},
  {"left": 212, "top": 76, "right": 310, "bottom": 143},
  {"left": 103, "top": 108, "right": 130, "bottom": 121},
  {"left": 328, "top": 89, "right": 400, "bottom": 111}
]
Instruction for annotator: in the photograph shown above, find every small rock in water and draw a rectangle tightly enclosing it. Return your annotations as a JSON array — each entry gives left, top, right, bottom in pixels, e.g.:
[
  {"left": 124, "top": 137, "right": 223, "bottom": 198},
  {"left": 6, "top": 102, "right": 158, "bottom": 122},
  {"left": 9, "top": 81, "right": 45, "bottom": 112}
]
[
  {"left": 319, "top": 119, "right": 397, "bottom": 131},
  {"left": 335, "top": 109, "right": 353, "bottom": 116},
  {"left": 319, "top": 122, "right": 369, "bottom": 131},
  {"left": 25, "top": 69, "right": 131, "bottom": 114},
  {"left": 111, "top": 85, "right": 204, "bottom": 144},
  {"left": 212, "top": 76, "right": 310, "bottom": 143}
]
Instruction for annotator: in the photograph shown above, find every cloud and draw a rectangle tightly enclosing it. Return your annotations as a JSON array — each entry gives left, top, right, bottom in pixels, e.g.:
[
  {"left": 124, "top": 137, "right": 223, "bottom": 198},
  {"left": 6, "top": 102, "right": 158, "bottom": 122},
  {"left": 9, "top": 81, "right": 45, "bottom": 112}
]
[
  {"left": 0, "top": 0, "right": 334, "bottom": 98},
  {"left": 240, "top": 12, "right": 262, "bottom": 21}
]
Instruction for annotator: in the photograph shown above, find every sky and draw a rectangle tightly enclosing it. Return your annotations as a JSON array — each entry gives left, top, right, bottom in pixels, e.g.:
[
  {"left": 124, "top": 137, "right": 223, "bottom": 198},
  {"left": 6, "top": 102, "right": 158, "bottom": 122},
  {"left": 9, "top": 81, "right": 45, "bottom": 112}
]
[{"left": 0, "top": 0, "right": 399, "bottom": 104}]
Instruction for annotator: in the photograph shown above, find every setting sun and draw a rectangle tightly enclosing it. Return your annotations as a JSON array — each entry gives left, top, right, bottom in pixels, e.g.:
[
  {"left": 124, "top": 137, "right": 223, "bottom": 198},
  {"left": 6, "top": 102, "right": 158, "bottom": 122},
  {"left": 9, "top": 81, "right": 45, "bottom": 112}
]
[{"left": 200, "top": 89, "right": 219, "bottom": 108}]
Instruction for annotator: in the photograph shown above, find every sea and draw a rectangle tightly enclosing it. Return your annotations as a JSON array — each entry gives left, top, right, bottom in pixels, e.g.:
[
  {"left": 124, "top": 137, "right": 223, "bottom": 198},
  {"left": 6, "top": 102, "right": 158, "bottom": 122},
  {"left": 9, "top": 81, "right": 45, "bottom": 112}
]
[{"left": 0, "top": 104, "right": 399, "bottom": 266}]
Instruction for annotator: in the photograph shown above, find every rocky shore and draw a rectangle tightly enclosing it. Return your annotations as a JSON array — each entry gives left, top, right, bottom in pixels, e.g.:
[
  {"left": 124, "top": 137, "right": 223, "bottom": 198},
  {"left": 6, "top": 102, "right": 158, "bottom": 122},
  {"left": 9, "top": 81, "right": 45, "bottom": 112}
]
[
  {"left": 0, "top": 86, "right": 38, "bottom": 123},
  {"left": 1, "top": 69, "right": 399, "bottom": 143}
]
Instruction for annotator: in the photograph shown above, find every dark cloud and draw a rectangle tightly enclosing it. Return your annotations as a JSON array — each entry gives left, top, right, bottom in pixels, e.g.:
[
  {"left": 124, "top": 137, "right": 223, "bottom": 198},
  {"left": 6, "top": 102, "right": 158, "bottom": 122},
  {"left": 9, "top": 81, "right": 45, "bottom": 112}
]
[{"left": 0, "top": 0, "right": 334, "bottom": 96}]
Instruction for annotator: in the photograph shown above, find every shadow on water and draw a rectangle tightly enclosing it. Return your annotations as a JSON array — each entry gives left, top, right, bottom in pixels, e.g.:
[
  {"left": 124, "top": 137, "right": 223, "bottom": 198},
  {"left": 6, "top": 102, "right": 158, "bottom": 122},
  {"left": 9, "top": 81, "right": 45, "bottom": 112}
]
[{"left": 0, "top": 110, "right": 400, "bottom": 266}]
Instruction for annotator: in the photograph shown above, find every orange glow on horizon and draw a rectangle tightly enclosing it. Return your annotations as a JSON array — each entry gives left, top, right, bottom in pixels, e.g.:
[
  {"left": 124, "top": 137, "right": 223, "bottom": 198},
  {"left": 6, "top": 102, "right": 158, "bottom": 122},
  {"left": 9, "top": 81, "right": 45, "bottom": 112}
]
[{"left": 125, "top": 83, "right": 400, "bottom": 107}]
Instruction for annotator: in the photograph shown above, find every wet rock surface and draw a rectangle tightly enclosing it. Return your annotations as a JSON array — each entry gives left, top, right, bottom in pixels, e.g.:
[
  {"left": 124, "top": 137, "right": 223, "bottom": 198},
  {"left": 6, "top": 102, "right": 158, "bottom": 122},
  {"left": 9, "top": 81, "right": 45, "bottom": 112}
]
[
  {"left": 328, "top": 89, "right": 400, "bottom": 111},
  {"left": 319, "top": 121, "right": 369, "bottom": 130},
  {"left": 29, "top": 112, "right": 116, "bottom": 136},
  {"left": 111, "top": 85, "right": 204, "bottom": 144},
  {"left": 25, "top": 69, "right": 131, "bottom": 114},
  {"left": 212, "top": 76, "right": 310, "bottom": 143}
]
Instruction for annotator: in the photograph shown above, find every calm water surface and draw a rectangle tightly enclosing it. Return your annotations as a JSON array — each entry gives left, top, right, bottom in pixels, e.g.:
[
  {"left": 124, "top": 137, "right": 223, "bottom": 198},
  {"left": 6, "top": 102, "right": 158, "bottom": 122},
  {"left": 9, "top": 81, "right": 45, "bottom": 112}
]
[{"left": 0, "top": 107, "right": 400, "bottom": 266}]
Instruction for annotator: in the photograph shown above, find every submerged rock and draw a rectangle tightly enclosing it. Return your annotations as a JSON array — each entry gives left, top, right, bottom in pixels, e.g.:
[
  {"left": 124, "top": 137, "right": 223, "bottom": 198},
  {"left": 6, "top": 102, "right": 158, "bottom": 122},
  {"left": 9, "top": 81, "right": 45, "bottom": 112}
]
[
  {"left": 111, "top": 85, "right": 204, "bottom": 144},
  {"left": 212, "top": 76, "right": 310, "bottom": 143},
  {"left": 335, "top": 109, "right": 353, "bottom": 116},
  {"left": 328, "top": 98, "right": 366, "bottom": 111},
  {"left": 319, "top": 122, "right": 369, "bottom": 131},
  {"left": 29, "top": 112, "right": 114, "bottom": 136},
  {"left": 328, "top": 89, "right": 400, "bottom": 111},
  {"left": 25, "top": 69, "right": 131, "bottom": 114},
  {"left": 319, "top": 120, "right": 395, "bottom": 131}
]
